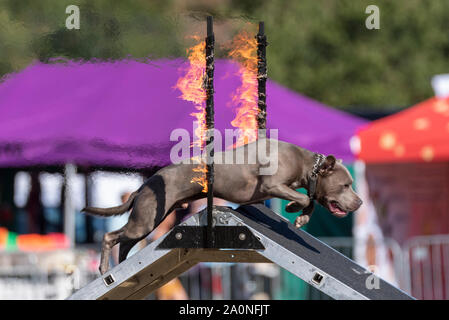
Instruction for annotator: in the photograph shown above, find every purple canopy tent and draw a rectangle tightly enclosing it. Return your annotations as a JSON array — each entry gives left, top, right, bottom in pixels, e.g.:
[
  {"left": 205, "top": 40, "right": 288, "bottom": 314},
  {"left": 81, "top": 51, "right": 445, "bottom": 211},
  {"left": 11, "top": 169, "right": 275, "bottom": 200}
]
[
  {"left": 0, "top": 59, "right": 366, "bottom": 168},
  {"left": 0, "top": 59, "right": 366, "bottom": 245}
]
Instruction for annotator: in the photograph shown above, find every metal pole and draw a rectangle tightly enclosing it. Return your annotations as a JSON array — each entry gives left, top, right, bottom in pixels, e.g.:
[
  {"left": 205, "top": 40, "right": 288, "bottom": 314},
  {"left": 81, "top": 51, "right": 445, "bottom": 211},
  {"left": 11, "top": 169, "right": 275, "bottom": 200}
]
[
  {"left": 205, "top": 16, "right": 215, "bottom": 248},
  {"left": 256, "top": 21, "right": 267, "bottom": 138},
  {"left": 84, "top": 171, "right": 94, "bottom": 243},
  {"left": 63, "top": 163, "right": 76, "bottom": 247}
]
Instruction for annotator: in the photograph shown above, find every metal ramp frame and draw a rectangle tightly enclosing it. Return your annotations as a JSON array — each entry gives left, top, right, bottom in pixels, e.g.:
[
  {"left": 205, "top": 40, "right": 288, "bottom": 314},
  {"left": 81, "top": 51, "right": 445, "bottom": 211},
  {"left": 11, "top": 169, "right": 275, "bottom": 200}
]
[{"left": 68, "top": 204, "right": 414, "bottom": 300}]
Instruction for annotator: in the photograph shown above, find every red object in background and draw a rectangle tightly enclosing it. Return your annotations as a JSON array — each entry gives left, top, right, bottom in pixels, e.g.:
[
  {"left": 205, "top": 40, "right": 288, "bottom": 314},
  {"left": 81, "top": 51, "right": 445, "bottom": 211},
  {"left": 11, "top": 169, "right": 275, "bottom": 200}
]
[
  {"left": 356, "top": 96, "right": 449, "bottom": 163},
  {"left": 0, "top": 228, "right": 7, "bottom": 250},
  {"left": 365, "top": 163, "right": 449, "bottom": 243},
  {"left": 16, "top": 232, "right": 70, "bottom": 251}
]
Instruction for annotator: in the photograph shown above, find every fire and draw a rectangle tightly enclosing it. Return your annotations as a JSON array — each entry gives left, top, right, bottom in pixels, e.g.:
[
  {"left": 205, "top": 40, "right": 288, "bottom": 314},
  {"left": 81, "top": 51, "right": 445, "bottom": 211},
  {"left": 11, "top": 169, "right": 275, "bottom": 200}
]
[
  {"left": 175, "top": 36, "right": 208, "bottom": 192},
  {"left": 228, "top": 30, "right": 259, "bottom": 147}
]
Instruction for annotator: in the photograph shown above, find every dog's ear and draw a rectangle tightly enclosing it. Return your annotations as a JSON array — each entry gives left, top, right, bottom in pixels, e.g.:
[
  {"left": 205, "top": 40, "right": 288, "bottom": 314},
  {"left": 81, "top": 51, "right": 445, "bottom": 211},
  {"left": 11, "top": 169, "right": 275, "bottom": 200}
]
[{"left": 319, "top": 155, "right": 336, "bottom": 176}]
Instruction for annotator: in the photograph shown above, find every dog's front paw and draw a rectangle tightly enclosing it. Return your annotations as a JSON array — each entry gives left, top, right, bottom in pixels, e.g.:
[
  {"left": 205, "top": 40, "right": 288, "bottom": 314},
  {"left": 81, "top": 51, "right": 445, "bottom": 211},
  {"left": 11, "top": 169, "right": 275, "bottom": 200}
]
[{"left": 294, "top": 215, "right": 310, "bottom": 228}]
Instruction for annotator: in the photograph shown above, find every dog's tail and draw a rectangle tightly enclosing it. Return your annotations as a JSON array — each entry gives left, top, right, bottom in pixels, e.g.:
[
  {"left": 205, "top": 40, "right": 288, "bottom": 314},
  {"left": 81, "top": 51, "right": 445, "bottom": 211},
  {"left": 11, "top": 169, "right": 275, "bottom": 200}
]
[{"left": 82, "top": 191, "right": 138, "bottom": 217}]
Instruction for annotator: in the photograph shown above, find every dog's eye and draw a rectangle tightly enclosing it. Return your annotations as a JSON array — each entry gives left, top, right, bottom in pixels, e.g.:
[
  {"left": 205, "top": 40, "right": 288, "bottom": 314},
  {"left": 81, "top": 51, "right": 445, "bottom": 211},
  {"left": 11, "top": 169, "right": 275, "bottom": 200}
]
[{"left": 344, "top": 184, "right": 350, "bottom": 188}]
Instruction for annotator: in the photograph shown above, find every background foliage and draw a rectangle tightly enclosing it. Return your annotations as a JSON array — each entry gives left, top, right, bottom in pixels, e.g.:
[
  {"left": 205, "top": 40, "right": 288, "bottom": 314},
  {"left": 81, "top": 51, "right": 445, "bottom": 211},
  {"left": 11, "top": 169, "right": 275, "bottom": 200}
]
[{"left": 1, "top": 0, "right": 449, "bottom": 110}]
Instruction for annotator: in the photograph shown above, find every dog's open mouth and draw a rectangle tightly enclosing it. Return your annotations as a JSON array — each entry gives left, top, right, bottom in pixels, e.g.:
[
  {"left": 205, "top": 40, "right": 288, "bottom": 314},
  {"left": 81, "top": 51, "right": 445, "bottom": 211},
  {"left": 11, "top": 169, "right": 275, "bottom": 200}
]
[{"left": 328, "top": 201, "right": 348, "bottom": 218}]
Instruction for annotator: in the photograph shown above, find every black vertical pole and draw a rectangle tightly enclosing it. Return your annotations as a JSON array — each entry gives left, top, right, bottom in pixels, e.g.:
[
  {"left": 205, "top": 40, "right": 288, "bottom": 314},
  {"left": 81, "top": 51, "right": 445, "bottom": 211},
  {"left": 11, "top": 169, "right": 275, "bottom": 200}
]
[
  {"left": 84, "top": 171, "right": 94, "bottom": 243},
  {"left": 256, "top": 21, "right": 267, "bottom": 138},
  {"left": 205, "top": 16, "right": 215, "bottom": 248}
]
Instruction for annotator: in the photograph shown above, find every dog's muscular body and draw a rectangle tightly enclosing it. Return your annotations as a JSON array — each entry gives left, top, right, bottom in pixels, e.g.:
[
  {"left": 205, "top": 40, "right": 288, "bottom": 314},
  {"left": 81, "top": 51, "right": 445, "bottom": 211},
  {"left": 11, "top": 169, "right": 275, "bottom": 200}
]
[{"left": 83, "top": 139, "right": 362, "bottom": 274}]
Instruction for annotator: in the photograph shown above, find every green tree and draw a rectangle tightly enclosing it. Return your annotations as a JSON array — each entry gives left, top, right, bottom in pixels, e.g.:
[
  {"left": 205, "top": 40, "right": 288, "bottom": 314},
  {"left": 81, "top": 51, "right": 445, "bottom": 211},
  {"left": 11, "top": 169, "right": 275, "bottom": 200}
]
[
  {"left": 2, "top": 0, "right": 449, "bottom": 110},
  {"left": 227, "top": 0, "right": 449, "bottom": 109}
]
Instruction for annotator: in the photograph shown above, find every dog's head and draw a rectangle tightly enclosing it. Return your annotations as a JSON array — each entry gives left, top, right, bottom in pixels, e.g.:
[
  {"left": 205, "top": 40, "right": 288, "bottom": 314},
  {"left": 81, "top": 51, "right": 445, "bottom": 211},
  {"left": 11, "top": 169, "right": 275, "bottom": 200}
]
[{"left": 315, "top": 155, "right": 363, "bottom": 218}]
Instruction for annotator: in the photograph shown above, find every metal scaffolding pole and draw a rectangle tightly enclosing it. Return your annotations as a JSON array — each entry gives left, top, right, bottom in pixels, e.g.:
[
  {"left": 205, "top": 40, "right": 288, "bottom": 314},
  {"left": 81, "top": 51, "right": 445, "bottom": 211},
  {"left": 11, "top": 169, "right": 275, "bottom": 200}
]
[
  {"left": 63, "top": 163, "right": 76, "bottom": 247},
  {"left": 256, "top": 21, "right": 268, "bottom": 138},
  {"left": 205, "top": 16, "right": 215, "bottom": 248}
]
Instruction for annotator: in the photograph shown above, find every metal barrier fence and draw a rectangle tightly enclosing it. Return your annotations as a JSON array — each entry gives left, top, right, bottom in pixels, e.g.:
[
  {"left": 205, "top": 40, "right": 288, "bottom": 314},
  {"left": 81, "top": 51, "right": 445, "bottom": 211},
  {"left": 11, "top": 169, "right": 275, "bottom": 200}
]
[
  {"left": 403, "top": 234, "right": 449, "bottom": 300},
  {"left": 0, "top": 249, "right": 99, "bottom": 299}
]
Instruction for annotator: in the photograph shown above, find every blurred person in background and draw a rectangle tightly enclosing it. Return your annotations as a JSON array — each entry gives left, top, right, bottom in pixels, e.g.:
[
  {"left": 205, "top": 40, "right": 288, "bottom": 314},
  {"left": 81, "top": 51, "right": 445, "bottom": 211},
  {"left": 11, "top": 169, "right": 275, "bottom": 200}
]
[{"left": 26, "top": 172, "right": 45, "bottom": 234}]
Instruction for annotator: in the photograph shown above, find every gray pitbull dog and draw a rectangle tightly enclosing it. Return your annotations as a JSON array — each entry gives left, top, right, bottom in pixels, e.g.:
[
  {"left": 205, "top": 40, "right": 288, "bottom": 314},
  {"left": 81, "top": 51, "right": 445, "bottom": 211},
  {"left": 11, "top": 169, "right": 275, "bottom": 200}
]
[{"left": 83, "top": 139, "right": 362, "bottom": 274}]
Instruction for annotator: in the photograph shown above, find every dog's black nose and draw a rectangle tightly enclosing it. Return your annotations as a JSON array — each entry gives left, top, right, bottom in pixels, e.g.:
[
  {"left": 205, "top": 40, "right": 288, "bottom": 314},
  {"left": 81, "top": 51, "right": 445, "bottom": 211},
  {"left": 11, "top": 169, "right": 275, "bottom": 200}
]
[{"left": 351, "top": 198, "right": 363, "bottom": 211}]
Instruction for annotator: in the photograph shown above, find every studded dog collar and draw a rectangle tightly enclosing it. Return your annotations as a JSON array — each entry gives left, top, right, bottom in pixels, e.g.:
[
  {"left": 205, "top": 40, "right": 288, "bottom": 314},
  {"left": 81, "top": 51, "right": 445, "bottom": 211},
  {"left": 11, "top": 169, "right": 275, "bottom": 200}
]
[{"left": 308, "top": 153, "right": 326, "bottom": 200}]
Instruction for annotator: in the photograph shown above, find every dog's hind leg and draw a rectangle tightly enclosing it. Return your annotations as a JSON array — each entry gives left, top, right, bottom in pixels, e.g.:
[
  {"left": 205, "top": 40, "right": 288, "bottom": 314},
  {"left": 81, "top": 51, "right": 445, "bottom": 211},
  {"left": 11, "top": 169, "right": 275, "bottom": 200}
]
[
  {"left": 116, "top": 208, "right": 157, "bottom": 265},
  {"left": 118, "top": 208, "right": 178, "bottom": 263},
  {"left": 99, "top": 227, "right": 126, "bottom": 275},
  {"left": 101, "top": 226, "right": 150, "bottom": 273},
  {"left": 114, "top": 174, "right": 190, "bottom": 267}
]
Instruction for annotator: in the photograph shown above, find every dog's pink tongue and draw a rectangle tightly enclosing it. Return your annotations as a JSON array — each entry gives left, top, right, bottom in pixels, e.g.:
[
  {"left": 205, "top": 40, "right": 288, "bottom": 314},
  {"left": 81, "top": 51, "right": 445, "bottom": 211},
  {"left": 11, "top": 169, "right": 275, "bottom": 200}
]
[{"left": 330, "top": 202, "right": 347, "bottom": 217}]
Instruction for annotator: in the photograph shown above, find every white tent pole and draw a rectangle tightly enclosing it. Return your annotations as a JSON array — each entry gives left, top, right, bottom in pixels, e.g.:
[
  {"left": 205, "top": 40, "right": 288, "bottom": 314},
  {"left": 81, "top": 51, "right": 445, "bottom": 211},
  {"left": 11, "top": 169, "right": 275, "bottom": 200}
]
[{"left": 64, "top": 163, "right": 76, "bottom": 247}]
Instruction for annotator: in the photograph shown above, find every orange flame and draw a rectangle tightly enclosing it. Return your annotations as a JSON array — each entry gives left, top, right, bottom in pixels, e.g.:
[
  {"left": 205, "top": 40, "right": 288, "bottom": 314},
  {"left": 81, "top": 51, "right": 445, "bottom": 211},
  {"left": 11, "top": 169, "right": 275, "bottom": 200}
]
[
  {"left": 175, "top": 36, "right": 208, "bottom": 192},
  {"left": 228, "top": 30, "right": 259, "bottom": 147}
]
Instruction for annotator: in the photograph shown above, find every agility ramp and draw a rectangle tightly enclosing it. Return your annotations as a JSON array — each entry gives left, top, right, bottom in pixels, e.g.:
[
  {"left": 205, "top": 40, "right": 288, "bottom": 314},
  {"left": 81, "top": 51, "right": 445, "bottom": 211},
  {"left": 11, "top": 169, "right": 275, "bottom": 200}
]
[{"left": 68, "top": 204, "right": 414, "bottom": 300}]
